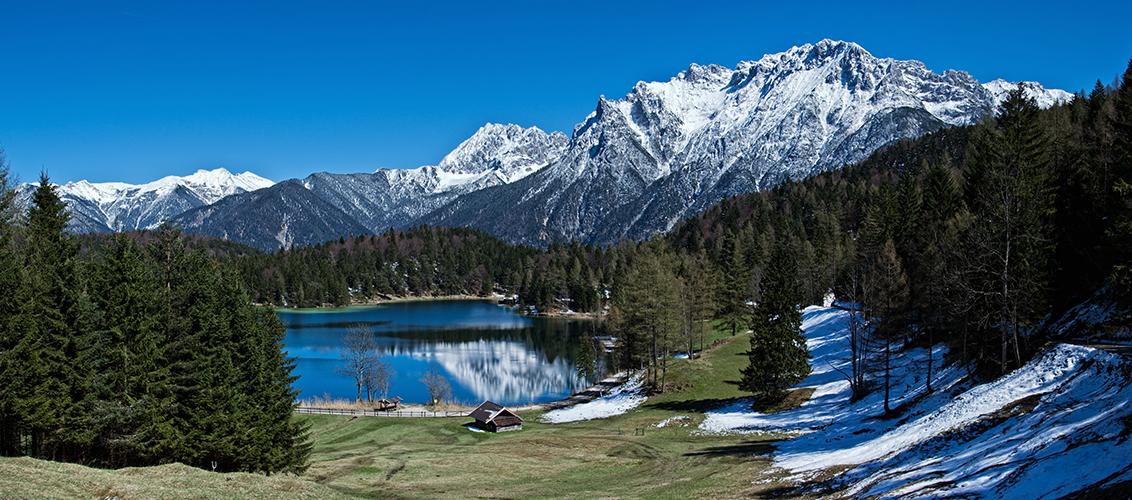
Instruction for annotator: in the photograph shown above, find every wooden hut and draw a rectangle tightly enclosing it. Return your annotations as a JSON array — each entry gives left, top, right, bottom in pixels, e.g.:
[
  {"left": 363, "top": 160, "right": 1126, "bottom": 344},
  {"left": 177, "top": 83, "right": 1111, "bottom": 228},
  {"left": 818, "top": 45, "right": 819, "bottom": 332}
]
[
  {"left": 470, "top": 401, "right": 523, "bottom": 432},
  {"left": 374, "top": 397, "right": 403, "bottom": 411}
]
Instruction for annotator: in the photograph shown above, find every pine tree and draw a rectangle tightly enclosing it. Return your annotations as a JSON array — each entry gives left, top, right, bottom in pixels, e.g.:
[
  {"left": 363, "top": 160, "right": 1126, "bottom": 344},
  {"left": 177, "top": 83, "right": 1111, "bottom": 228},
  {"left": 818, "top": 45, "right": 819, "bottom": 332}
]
[
  {"left": 88, "top": 229, "right": 166, "bottom": 465},
  {"left": 871, "top": 240, "right": 909, "bottom": 414},
  {"left": 719, "top": 230, "right": 752, "bottom": 336},
  {"left": 576, "top": 331, "right": 597, "bottom": 386},
  {"left": 1110, "top": 58, "right": 1132, "bottom": 291},
  {"left": 223, "top": 269, "right": 310, "bottom": 474},
  {"left": 7, "top": 173, "right": 94, "bottom": 460},
  {"left": 740, "top": 244, "right": 811, "bottom": 401},
  {"left": 616, "top": 249, "right": 681, "bottom": 391},
  {"left": 963, "top": 85, "right": 1054, "bottom": 374},
  {"left": 0, "top": 148, "right": 23, "bottom": 456}
]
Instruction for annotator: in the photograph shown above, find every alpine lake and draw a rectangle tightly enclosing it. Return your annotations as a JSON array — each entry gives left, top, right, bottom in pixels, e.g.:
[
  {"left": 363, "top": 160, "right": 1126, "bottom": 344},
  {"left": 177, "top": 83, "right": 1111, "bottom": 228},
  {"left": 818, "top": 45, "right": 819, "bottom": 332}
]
[{"left": 277, "top": 299, "right": 597, "bottom": 407}]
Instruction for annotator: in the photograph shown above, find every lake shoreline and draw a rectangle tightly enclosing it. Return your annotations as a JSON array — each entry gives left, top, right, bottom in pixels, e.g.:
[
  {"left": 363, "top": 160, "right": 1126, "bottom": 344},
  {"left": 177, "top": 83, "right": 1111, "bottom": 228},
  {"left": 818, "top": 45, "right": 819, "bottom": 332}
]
[
  {"left": 264, "top": 293, "right": 603, "bottom": 320},
  {"left": 295, "top": 370, "right": 630, "bottom": 415}
]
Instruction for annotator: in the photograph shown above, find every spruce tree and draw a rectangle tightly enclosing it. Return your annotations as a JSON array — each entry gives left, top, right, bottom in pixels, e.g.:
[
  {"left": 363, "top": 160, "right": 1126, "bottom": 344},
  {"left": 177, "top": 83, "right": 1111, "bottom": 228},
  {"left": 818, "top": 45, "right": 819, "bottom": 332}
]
[
  {"left": 0, "top": 149, "right": 23, "bottom": 456},
  {"left": 740, "top": 244, "right": 811, "bottom": 401},
  {"left": 963, "top": 85, "right": 1054, "bottom": 373},
  {"left": 871, "top": 240, "right": 909, "bottom": 414},
  {"left": 719, "top": 230, "right": 752, "bottom": 336},
  {"left": 1110, "top": 58, "right": 1132, "bottom": 291},
  {"left": 8, "top": 173, "right": 93, "bottom": 460},
  {"left": 88, "top": 229, "right": 166, "bottom": 465}
]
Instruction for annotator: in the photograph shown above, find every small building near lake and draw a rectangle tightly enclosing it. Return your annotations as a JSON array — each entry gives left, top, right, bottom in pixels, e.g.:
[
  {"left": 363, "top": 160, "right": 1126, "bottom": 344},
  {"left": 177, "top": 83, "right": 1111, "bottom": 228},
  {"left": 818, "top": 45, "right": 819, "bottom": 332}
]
[
  {"left": 470, "top": 401, "right": 523, "bottom": 432},
  {"left": 375, "top": 397, "right": 403, "bottom": 411}
]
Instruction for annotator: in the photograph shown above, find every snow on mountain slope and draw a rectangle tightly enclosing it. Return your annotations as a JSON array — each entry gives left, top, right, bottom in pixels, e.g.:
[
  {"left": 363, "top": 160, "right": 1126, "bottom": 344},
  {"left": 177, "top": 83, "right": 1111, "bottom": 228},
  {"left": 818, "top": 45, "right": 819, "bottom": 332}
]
[
  {"left": 17, "top": 168, "right": 273, "bottom": 233},
  {"left": 983, "top": 78, "right": 1074, "bottom": 109},
  {"left": 40, "top": 40, "right": 1075, "bottom": 251},
  {"left": 434, "top": 123, "right": 568, "bottom": 189},
  {"left": 700, "top": 307, "right": 1132, "bottom": 499},
  {"left": 289, "top": 123, "right": 569, "bottom": 240},
  {"left": 424, "top": 39, "right": 1071, "bottom": 246}
]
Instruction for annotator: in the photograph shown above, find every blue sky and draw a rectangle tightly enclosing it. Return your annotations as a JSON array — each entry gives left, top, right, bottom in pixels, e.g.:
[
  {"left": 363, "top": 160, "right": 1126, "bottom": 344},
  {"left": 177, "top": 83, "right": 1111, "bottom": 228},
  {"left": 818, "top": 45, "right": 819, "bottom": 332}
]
[{"left": 2, "top": 0, "right": 1130, "bottom": 185}]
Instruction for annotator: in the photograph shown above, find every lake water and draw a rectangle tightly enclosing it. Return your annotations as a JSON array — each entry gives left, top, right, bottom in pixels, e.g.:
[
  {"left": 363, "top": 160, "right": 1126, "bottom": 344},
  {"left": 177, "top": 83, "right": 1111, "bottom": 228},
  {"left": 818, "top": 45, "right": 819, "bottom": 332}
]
[{"left": 277, "top": 300, "right": 594, "bottom": 407}]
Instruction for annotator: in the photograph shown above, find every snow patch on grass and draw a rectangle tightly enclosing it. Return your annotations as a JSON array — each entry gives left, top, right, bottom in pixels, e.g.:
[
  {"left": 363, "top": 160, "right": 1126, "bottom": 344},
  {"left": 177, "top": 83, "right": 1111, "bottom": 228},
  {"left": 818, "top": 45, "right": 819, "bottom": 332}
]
[{"left": 541, "top": 373, "right": 647, "bottom": 423}]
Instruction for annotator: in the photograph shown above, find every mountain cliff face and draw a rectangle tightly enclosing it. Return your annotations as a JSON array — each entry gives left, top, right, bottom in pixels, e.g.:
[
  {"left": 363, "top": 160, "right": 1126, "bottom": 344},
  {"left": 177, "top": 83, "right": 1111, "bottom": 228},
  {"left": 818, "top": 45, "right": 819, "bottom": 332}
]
[
  {"left": 29, "top": 40, "right": 1072, "bottom": 249},
  {"left": 171, "top": 180, "right": 369, "bottom": 251},
  {"left": 17, "top": 168, "right": 273, "bottom": 234},
  {"left": 299, "top": 124, "right": 569, "bottom": 233},
  {"left": 420, "top": 40, "right": 1071, "bottom": 245}
]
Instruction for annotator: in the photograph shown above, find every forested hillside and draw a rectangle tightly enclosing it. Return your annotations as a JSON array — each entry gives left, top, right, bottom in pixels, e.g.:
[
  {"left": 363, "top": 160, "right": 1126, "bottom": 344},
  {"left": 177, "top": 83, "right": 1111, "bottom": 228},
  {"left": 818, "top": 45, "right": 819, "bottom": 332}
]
[{"left": 0, "top": 168, "right": 310, "bottom": 473}]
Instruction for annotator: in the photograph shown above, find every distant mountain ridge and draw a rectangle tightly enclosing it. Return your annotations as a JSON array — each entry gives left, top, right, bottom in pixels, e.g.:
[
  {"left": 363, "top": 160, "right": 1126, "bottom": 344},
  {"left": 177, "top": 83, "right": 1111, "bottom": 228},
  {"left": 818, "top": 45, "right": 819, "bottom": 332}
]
[
  {"left": 17, "top": 168, "right": 273, "bottom": 234},
  {"left": 26, "top": 40, "right": 1072, "bottom": 250}
]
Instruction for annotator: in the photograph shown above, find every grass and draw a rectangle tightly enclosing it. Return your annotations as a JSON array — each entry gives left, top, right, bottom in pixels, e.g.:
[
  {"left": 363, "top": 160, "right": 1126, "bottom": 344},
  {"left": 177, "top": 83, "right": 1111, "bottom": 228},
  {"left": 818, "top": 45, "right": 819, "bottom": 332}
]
[
  {"left": 0, "top": 456, "right": 350, "bottom": 500},
  {"left": 0, "top": 330, "right": 810, "bottom": 499}
]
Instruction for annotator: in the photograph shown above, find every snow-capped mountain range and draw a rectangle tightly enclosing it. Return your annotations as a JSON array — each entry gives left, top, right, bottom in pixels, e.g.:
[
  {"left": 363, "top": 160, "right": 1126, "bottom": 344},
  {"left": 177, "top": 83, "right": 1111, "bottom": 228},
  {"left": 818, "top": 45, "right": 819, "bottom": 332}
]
[
  {"left": 17, "top": 168, "right": 274, "bottom": 234},
  {"left": 23, "top": 40, "right": 1072, "bottom": 250}
]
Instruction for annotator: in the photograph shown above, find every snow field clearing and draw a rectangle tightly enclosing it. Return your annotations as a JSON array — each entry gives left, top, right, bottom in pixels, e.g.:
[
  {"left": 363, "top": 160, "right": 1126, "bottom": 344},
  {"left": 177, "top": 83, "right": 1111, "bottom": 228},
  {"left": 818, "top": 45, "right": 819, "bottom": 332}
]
[{"left": 700, "top": 306, "right": 1132, "bottom": 499}]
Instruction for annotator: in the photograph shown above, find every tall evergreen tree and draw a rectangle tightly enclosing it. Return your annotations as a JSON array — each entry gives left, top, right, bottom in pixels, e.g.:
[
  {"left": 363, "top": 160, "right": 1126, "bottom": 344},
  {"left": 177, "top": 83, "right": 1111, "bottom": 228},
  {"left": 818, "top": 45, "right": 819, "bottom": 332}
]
[
  {"left": 719, "top": 230, "right": 752, "bottom": 336},
  {"left": 740, "top": 244, "right": 811, "bottom": 401},
  {"left": 871, "top": 240, "right": 910, "bottom": 414},
  {"left": 88, "top": 229, "right": 166, "bottom": 465},
  {"left": 963, "top": 85, "right": 1055, "bottom": 373},
  {"left": 1110, "top": 58, "right": 1132, "bottom": 291},
  {"left": 6, "top": 173, "right": 93, "bottom": 460},
  {"left": 0, "top": 147, "right": 23, "bottom": 456}
]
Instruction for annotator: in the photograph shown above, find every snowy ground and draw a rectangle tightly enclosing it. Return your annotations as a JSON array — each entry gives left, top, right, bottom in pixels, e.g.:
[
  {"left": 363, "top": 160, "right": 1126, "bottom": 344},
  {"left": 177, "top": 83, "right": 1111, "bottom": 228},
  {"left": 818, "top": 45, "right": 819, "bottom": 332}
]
[
  {"left": 540, "top": 372, "right": 647, "bottom": 423},
  {"left": 700, "top": 306, "right": 1132, "bottom": 499}
]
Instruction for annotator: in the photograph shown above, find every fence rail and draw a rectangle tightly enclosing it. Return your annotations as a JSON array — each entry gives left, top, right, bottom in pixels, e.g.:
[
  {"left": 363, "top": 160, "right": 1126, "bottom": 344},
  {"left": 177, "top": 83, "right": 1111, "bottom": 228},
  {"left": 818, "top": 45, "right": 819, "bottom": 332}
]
[{"left": 294, "top": 407, "right": 470, "bottom": 418}]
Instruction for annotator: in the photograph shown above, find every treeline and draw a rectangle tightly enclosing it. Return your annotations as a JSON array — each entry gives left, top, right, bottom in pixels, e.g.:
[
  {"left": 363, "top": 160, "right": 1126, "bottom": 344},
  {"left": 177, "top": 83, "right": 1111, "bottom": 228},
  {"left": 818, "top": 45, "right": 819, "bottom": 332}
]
[
  {"left": 0, "top": 168, "right": 310, "bottom": 473},
  {"left": 229, "top": 226, "right": 609, "bottom": 312}
]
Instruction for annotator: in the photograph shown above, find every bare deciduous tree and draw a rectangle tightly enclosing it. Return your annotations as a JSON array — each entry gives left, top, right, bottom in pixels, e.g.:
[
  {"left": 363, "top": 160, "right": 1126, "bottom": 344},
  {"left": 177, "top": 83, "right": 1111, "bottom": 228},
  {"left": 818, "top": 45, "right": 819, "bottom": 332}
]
[
  {"left": 419, "top": 362, "right": 452, "bottom": 407},
  {"left": 335, "top": 325, "right": 378, "bottom": 403},
  {"left": 835, "top": 261, "right": 873, "bottom": 402},
  {"left": 364, "top": 356, "right": 395, "bottom": 402}
]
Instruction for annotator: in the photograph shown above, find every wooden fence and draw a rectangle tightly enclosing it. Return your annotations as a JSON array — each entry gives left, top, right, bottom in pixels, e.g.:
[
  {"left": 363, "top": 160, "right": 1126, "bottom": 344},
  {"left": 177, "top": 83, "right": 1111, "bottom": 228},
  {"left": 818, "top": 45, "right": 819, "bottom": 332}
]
[{"left": 294, "top": 407, "right": 470, "bottom": 418}]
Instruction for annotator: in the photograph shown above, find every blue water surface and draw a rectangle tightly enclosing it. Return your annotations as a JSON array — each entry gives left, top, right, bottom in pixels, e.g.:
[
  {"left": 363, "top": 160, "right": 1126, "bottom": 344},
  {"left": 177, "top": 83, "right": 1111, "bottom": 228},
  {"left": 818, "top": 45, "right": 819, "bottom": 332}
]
[{"left": 277, "top": 300, "right": 592, "bottom": 407}]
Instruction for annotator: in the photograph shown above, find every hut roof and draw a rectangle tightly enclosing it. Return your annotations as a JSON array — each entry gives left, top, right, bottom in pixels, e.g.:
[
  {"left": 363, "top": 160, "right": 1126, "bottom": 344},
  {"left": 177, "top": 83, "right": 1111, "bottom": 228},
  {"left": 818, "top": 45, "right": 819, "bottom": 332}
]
[{"left": 470, "top": 401, "right": 522, "bottom": 424}]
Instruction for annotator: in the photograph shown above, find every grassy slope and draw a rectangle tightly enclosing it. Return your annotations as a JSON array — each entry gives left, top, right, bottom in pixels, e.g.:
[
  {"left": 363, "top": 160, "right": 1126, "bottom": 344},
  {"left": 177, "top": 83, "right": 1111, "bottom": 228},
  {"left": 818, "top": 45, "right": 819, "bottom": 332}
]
[
  {"left": 0, "top": 328, "right": 798, "bottom": 499},
  {"left": 0, "top": 456, "right": 350, "bottom": 500}
]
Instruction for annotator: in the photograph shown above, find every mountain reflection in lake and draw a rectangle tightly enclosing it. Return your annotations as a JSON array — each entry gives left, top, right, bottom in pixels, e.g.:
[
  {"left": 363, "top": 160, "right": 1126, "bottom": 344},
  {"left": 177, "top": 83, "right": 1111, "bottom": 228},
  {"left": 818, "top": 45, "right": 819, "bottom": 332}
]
[{"left": 276, "top": 300, "right": 593, "bottom": 407}]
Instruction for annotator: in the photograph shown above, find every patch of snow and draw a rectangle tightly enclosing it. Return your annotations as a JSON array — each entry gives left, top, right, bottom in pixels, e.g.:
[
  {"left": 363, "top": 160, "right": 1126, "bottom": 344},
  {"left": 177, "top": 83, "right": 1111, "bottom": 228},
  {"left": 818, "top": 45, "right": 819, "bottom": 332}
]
[
  {"left": 983, "top": 79, "right": 1074, "bottom": 109},
  {"left": 1043, "top": 285, "right": 1132, "bottom": 340},
  {"left": 654, "top": 415, "right": 691, "bottom": 428},
  {"left": 540, "top": 372, "right": 647, "bottom": 423},
  {"left": 698, "top": 305, "right": 1132, "bottom": 499}
]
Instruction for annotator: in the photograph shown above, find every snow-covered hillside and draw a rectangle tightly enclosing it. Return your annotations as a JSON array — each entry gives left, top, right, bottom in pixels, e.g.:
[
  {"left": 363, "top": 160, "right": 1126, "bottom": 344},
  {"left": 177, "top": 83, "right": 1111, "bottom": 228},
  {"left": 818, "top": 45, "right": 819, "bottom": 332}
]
[
  {"left": 17, "top": 168, "right": 273, "bottom": 233},
  {"left": 700, "top": 306, "right": 1132, "bottom": 499}
]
